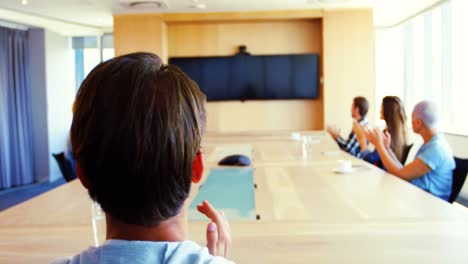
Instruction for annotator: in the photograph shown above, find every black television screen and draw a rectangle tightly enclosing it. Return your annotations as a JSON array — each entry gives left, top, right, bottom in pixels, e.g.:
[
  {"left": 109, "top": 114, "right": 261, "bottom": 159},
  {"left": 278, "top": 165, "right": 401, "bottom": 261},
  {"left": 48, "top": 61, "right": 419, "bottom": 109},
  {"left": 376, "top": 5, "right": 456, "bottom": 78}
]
[{"left": 169, "top": 54, "right": 319, "bottom": 101}]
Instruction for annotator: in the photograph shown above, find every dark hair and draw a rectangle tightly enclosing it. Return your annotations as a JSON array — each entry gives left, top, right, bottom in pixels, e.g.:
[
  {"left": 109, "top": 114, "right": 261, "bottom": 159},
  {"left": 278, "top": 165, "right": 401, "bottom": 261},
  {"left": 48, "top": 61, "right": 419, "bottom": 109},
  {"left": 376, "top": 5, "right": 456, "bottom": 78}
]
[
  {"left": 353, "top": 96, "right": 369, "bottom": 117},
  {"left": 71, "top": 52, "right": 206, "bottom": 226},
  {"left": 382, "top": 96, "right": 408, "bottom": 162}
]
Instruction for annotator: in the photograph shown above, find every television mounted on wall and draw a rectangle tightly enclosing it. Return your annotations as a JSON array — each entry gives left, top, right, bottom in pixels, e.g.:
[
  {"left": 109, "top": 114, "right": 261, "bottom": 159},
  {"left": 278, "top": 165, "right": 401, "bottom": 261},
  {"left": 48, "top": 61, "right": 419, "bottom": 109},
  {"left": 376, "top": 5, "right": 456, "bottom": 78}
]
[{"left": 169, "top": 53, "right": 319, "bottom": 101}]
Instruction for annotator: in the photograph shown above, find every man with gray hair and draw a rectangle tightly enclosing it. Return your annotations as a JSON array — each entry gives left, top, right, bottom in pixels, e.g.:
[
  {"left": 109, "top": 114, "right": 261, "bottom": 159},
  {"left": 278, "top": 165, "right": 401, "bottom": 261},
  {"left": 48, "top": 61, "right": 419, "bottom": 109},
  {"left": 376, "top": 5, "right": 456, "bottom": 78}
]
[{"left": 366, "top": 100, "right": 455, "bottom": 201}]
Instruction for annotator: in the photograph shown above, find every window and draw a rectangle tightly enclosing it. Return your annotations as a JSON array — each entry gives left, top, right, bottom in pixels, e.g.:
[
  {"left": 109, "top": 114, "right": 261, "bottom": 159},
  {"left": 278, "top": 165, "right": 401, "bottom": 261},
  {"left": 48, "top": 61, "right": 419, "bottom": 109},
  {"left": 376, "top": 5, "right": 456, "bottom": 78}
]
[
  {"left": 73, "top": 34, "right": 114, "bottom": 90},
  {"left": 450, "top": 0, "right": 468, "bottom": 134},
  {"left": 375, "top": 0, "right": 468, "bottom": 135}
]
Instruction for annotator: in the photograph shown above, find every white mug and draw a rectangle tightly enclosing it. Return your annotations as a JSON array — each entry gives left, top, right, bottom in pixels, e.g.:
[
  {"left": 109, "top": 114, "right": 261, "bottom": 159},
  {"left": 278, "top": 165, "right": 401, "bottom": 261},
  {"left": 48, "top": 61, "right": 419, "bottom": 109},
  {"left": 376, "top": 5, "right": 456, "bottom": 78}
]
[
  {"left": 337, "top": 159, "right": 352, "bottom": 172},
  {"left": 291, "top": 132, "right": 301, "bottom": 141}
]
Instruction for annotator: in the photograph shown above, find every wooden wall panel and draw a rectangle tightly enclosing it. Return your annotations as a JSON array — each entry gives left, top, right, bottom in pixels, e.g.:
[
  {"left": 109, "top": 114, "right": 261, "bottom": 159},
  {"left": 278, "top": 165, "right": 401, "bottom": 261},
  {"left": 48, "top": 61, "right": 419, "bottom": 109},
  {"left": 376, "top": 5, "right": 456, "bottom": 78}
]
[
  {"left": 323, "top": 9, "right": 375, "bottom": 134},
  {"left": 168, "top": 20, "right": 322, "bottom": 57},
  {"left": 167, "top": 19, "right": 324, "bottom": 132},
  {"left": 112, "top": 10, "right": 375, "bottom": 132},
  {"left": 113, "top": 14, "right": 167, "bottom": 61},
  {"left": 161, "top": 10, "right": 323, "bottom": 22},
  {"left": 206, "top": 100, "right": 323, "bottom": 132}
]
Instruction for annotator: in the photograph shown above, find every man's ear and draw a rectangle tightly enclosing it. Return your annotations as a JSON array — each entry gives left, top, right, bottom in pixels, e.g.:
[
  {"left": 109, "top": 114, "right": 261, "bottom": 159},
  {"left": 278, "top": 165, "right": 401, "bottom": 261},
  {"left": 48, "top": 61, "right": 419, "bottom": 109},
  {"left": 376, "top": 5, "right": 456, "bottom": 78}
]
[
  {"left": 415, "top": 119, "right": 423, "bottom": 129},
  {"left": 192, "top": 151, "right": 204, "bottom": 184},
  {"left": 76, "top": 163, "right": 90, "bottom": 190}
]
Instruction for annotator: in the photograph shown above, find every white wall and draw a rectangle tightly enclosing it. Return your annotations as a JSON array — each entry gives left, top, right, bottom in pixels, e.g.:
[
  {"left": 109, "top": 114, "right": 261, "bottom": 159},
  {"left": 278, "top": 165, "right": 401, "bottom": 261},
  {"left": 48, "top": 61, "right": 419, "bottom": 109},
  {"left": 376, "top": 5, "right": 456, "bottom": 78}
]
[
  {"left": 374, "top": 28, "right": 405, "bottom": 125},
  {"left": 45, "top": 30, "right": 75, "bottom": 182}
]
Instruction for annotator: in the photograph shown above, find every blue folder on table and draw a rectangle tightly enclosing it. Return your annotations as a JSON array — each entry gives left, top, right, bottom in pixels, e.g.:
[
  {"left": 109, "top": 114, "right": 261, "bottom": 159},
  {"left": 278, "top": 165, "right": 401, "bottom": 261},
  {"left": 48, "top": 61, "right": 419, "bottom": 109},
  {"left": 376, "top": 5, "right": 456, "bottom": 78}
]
[{"left": 189, "top": 168, "right": 256, "bottom": 221}]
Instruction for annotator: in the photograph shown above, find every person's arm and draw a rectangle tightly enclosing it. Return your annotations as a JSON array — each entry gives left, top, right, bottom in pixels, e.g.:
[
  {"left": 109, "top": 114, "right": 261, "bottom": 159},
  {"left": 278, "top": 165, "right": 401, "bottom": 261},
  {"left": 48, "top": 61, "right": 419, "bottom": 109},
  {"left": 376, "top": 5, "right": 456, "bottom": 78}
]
[
  {"left": 329, "top": 122, "right": 363, "bottom": 157},
  {"left": 326, "top": 125, "right": 341, "bottom": 141},
  {"left": 362, "top": 149, "right": 380, "bottom": 164},
  {"left": 344, "top": 135, "right": 363, "bottom": 158},
  {"left": 381, "top": 130, "right": 403, "bottom": 165},
  {"left": 386, "top": 145, "right": 402, "bottom": 165},
  {"left": 197, "top": 200, "right": 231, "bottom": 257},
  {"left": 353, "top": 120, "right": 368, "bottom": 152},
  {"left": 371, "top": 129, "right": 430, "bottom": 181},
  {"left": 327, "top": 124, "right": 356, "bottom": 152}
]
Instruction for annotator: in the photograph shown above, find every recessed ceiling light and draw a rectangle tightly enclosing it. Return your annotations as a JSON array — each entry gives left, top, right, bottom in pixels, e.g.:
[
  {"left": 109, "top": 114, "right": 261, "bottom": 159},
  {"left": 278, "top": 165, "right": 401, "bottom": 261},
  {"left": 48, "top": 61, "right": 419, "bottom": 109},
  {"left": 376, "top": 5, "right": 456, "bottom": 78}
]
[
  {"left": 190, "top": 3, "right": 206, "bottom": 9},
  {"left": 316, "top": 0, "right": 352, "bottom": 3},
  {"left": 127, "top": 1, "right": 167, "bottom": 8},
  {"left": 21, "top": 0, "right": 28, "bottom": 5}
]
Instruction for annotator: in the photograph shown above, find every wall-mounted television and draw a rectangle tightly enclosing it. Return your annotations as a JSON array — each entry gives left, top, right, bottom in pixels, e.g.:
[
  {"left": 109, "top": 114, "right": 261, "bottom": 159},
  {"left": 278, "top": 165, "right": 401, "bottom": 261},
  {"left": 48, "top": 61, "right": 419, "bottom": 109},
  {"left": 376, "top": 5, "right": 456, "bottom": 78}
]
[{"left": 169, "top": 54, "right": 319, "bottom": 101}]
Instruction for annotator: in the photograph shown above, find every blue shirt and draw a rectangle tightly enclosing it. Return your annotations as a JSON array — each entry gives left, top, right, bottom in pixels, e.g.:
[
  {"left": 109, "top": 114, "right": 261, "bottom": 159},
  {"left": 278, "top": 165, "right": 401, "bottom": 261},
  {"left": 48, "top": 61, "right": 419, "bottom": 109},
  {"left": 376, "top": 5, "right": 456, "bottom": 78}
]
[
  {"left": 51, "top": 240, "right": 234, "bottom": 264},
  {"left": 336, "top": 118, "right": 369, "bottom": 158},
  {"left": 361, "top": 149, "right": 384, "bottom": 169},
  {"left": 410, "top": 133, "right": 455, "bottom": 201}
]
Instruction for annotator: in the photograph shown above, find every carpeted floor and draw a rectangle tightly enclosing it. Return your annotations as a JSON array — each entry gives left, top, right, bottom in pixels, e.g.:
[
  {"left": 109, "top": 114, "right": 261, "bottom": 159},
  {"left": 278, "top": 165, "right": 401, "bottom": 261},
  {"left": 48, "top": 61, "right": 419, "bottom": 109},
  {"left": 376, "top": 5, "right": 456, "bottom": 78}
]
[{"left": 0, "top": 178, "right": 66, "bottom": 211}]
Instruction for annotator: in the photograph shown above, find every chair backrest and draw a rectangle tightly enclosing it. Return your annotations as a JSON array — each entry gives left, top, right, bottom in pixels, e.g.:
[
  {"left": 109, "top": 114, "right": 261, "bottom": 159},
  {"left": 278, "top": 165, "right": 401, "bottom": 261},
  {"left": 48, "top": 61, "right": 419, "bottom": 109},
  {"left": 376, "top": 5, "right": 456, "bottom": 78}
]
[
  {"left": 400, "top": 144, "right": 413, "bottom": 165},
  {"left": 52, "top": 152, "right": 77, "bottom": 182},
  {"left": 449, "top": 157, "right": 468, "bottom": 203}
]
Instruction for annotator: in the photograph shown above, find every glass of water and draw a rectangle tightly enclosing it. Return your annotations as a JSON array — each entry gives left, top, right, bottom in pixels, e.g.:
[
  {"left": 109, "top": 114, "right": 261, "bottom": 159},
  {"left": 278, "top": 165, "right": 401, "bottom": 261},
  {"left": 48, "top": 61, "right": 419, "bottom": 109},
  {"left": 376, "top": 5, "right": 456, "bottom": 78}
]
[
  {"left": 91, "top": 202, "right": 106, "bottom": 246},
  {"left": 302, "top": 135, "right": 315, "bottom": 159}
]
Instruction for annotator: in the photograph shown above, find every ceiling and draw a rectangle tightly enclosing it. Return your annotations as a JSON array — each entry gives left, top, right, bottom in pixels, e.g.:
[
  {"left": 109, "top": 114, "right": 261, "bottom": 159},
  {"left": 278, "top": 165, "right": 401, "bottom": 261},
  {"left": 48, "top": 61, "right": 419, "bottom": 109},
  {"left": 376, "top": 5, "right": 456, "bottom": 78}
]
[{"left": 0, "top": 0, "right": 444, "bottom": 35}]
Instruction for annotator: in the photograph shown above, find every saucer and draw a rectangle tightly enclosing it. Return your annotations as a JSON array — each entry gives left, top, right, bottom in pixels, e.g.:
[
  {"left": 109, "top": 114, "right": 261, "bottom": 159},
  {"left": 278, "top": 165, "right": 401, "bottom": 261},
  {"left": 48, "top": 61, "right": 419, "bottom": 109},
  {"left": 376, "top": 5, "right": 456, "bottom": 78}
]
[{"left": 332, "top": 167, "right": 356, "bottom": 174}]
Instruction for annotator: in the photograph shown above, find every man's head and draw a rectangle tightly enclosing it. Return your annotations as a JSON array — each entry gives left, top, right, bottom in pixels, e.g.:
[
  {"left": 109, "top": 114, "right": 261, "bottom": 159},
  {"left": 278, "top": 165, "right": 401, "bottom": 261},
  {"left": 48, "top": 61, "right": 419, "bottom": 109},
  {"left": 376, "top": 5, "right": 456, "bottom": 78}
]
[
  {"left": 351, "top": 96, "right": 369, "bottom": 120},
  {"left": 71, "top": 52, "right": 206, "bottom": 227},
  {"left": 411, "top": 100, "right": 438, "bottom": 133}
]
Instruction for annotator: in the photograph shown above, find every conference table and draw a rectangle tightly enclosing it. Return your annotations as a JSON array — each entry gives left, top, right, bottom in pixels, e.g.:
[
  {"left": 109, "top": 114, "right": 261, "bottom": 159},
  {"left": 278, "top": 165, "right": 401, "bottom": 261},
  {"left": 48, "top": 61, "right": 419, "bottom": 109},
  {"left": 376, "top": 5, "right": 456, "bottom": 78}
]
[{"left": 1, "top": 130, "right": 468, "bottom": 263}]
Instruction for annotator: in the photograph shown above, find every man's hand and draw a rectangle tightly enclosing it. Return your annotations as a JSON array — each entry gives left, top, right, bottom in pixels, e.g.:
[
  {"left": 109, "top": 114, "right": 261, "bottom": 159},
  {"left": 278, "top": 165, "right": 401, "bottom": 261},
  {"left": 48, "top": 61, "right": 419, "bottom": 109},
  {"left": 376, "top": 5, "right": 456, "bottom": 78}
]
[
  {"left": 352, "top": 120, "right": 366, "bottom": 141},
  {"left": 353, "top": 121, "right": 369, "bottom": 151},
  {"left": 197, "top": 200, "right": 231, "bottom": 258},
  {"left": 326, "top": 124, "right": 341, "bottom": 140}
]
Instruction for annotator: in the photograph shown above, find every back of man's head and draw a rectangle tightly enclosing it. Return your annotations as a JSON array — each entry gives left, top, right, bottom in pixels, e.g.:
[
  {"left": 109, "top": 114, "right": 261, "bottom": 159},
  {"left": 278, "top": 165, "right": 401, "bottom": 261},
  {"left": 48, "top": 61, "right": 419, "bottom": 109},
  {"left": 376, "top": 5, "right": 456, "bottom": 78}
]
[
  {"left": 71, "top": 52, "right": 206, "bottom": 227},
  {"left": 413, "top": 100, "right": 438, "bottom": 129},
  {"left": 353, "top": 96, "right": 369, "bottom": 118}
]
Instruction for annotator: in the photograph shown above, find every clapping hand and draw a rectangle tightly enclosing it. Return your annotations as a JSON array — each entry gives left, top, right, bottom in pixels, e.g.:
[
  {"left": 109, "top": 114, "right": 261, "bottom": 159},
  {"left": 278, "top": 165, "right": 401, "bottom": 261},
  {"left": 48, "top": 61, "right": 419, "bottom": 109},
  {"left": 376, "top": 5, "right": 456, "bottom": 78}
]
[
  {"left": 352, "top": 120, "right": 366, "bottom": 142},
  {"left": 326, "top": 124, "right": 341, "bottom": 140},
  {"left": 366, "top": 127, "right": 385, "bottom": 148},
  {"left": 197, "top": 200, "right": 232, "bottom": 258}
]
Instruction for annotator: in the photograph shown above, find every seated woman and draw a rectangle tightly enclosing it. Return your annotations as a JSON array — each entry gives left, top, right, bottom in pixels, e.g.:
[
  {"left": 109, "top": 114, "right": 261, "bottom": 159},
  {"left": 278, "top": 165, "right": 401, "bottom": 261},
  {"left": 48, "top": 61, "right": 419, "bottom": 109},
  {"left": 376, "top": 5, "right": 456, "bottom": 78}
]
[{"left": 353, "top": 96, "right": 409, "bottom": 169}]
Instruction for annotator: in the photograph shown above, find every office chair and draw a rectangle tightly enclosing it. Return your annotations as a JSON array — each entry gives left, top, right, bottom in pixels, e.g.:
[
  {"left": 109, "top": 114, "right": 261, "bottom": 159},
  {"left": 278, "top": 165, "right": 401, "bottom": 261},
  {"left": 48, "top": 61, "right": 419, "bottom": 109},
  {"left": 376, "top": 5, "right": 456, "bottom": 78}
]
[
  {"left": 400, "top": 143, "right": 413, "bottom": 165},
  {"left": 52, "top": 152, "right": 77, "bottom": 182},
  {"left": 449, "top": 157, "right": 468, "bottom": 203}
]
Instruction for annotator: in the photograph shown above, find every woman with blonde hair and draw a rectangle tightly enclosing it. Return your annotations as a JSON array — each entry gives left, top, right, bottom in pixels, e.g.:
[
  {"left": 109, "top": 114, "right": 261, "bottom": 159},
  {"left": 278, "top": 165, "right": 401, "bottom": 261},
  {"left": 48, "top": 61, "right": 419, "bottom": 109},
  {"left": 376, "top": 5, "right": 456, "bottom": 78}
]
[{"left": 354, "top": 96, "right": 410, "bottom": 168}]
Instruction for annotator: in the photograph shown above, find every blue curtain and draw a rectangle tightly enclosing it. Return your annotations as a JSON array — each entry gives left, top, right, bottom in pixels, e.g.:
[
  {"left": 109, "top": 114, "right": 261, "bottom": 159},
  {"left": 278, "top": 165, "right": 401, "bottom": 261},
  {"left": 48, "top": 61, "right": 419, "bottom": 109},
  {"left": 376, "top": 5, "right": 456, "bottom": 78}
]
[{"left": 0, "top": 26, "right": 34, "bottom": 189}]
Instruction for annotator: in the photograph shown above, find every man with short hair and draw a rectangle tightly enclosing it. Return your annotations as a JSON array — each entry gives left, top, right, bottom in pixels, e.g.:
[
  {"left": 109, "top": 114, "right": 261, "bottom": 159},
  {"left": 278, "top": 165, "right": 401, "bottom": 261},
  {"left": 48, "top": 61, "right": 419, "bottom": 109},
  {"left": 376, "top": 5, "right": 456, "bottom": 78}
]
[
  {"left": 326, "top": 96, "right": 369, "bottom": 158},
  {"left": 368, "top": 100, "right": 455, "bottom": 201},
  {"left": 55, "top": 52, "right": 233, "bottom": 263}
]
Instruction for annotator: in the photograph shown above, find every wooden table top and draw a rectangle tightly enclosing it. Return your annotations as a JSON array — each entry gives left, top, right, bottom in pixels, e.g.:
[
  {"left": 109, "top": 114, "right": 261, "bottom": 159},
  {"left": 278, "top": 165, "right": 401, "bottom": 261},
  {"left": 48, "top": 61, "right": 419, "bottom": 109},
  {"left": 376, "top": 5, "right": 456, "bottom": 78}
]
[{"left": 1, "top": 131, "right": 468, "bottom": 263}]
